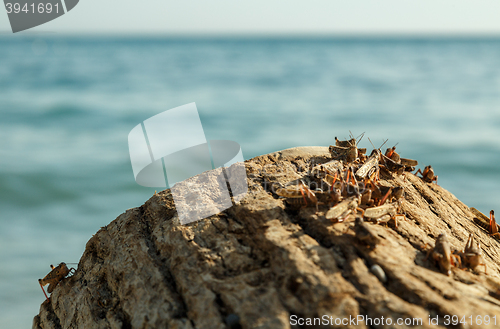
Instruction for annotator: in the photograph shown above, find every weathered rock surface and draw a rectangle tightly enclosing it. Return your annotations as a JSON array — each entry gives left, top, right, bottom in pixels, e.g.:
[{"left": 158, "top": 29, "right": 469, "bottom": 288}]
[{"left": 34, "top": 147, "right": 500, "bottom": 329}]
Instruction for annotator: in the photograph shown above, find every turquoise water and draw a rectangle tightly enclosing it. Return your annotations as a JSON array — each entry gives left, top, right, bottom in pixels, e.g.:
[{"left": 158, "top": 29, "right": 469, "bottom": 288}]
[{"left": 1, "top": 36, "right": 500, "bottom": 327}]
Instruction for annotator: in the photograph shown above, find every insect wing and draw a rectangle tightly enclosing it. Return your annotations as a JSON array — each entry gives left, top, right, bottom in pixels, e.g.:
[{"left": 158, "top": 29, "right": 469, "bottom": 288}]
[
  {"left": 274, "top": 181, "right": 303, "bottom": 197},
  {"left": 382, "top": 154, "right": 404, "bottom": 173},
  {"left": 400, "top": 158, "right": 418, "bottom": 166},
  {"left": 41, "top": 268, "right": 59, "bottom": 282},
  {"left": 469, "top": 207, "right": 497, "bottom": 231},
  {"left": 329, "top": 145, "right": 348, "bottom": 155},
  {"left": 470, "top": 207, "right": 489, "bottom": 223},
  {"left": 355, "top": 155, "right": 378, "bottom": 179},
  {"left": 321, "top": 160, "right": 343, "bottom": 173},
  {"left": 326, "top": 200, "right": 349, "bottom": 219},
  {"left": 363, "top": 203, "right": 396, "bottom": 218}
]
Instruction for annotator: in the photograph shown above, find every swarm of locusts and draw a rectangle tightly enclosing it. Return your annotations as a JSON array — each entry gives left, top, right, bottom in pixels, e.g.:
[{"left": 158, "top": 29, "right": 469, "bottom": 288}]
[
  {"left": 269, "top": 133, "right": 500, "bottom": 277},
  {"left": 272, "top": 133, "right": 417, "bottom": 229}
]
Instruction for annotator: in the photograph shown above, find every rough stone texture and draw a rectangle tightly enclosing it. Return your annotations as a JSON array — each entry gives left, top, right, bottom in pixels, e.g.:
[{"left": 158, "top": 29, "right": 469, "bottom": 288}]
[{"left": 34, "top": 147, "right": 500, "bottom": 329}]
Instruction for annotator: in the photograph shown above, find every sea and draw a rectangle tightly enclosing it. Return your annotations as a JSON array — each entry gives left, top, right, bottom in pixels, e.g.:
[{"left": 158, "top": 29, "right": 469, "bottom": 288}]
[{"left": 1, "top": 36, "right": 500, "bottom": 328}]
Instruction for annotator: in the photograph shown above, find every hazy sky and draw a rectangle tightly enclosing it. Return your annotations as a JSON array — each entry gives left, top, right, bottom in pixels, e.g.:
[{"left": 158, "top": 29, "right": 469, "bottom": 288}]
[{"left": 2, "top": 0, "right": 500, "bottom": 35}]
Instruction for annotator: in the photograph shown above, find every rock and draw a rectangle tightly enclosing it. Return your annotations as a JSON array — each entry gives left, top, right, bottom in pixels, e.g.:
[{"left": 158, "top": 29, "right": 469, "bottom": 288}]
[{"left": 34, "top": 147, "right": 500, "bottom": 329}]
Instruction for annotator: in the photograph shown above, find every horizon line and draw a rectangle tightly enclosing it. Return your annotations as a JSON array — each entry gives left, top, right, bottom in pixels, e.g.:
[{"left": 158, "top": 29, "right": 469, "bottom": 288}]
[{"left": 3, "top": 31, "right": 500, "bottom": 39}]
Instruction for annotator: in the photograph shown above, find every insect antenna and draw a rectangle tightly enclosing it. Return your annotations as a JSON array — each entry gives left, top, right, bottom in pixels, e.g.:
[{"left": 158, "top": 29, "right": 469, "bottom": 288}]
[
  {"left": 378, "top": 139, "right": 388, "bottom": 150},
  {"left": 368, "top": 137, "right": 376, "bottom": 150},
  {"left": 355, "top": 132, "right": 365, "bottom": 144}
]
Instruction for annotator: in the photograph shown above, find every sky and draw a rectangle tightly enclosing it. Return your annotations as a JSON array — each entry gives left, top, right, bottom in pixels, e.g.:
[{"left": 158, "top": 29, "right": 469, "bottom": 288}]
[{"left": 2, "top": 0, "right": 500, "bottom": 35}]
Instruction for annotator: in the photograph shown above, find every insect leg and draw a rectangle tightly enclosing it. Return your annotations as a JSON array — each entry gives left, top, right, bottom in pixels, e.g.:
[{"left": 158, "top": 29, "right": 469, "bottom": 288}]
[
  {"left": 489, "top": 210, "right": 496, "bottom": 234},
  {"left": 330, "top": 172, "right": 338, "bottom": 191},
  {"left": 356, "top": 207, "right": 365, "bottom": 218},
  {"left": 481, "top": 263, "right": 487, "bottom": 275},
  {"left": 378, "top": 187, "right": 392, "bottom": 206},
  {"left": 299, "top": 183, "right": 308, "bottom": 205},
  {"left": 39, "top": 281, "right": 49, "bottom": 301}
]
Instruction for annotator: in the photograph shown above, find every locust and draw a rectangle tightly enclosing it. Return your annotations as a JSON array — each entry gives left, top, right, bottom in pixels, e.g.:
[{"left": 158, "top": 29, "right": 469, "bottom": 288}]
[
  {"left": 416, "top": 165, "right": 438, "bottom": 184},
  {"left": 425, "top": 233, "right": 460, "bottom": 276},
  {"left": 400, "top": 158, "right": 418, "bottom": 172},
  {"left": 355, "top": 151, "right": 379, "bottom": 181},
  {"left": 385, "top": 145, "right": 400, "bottom": 163},
  {"left": 329, "top": 140, "right": 358, "bottom": 163},
  {"left": 461, "top": 233, "right": 487, "bottom": 274},
  {"left": 390, "top": 186, "right": 404, "bottom": 201},
  {"left": 381, "top": 153, "right": 405, "bottom": 175},
  {"left": 313, "top": 185, "right": 342, "bottom": 206},
  {"left": 363, "top": 201, "right": 404, "bottom": 227},
  {"left": 365, "top": 183, "right": 400, "bottom": 206},
  {"left": 274, "top": 181, "right": 319, "bottom": 211},
  {"left": 310, "top": 160, "right": 342, "bottom": 180},
  {"left": 470, "top": 208, "right": 500, "bottom": 240},
  {"left": 488, "top": 210, "right": 500, "bottom": 239},
  {"left": 329, "top": 133, "right": 365, "bottom": 163},
  {"left": 39, "top": 262, "right": 75, "bottom": 301},
  {"left": 336, "top": 131, "right": 365, "bottom": 151},
  {"left": 326, "top": 196, "right": 362, "bottom": 222},
  {"left": 310, "top": 161, "right": 343, "bottom": 194}
]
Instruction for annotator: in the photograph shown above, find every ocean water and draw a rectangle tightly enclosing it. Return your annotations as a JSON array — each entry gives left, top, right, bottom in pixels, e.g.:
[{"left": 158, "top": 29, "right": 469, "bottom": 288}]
[{"left": 1, "top": 36, "right": 500, "bottom": 328}]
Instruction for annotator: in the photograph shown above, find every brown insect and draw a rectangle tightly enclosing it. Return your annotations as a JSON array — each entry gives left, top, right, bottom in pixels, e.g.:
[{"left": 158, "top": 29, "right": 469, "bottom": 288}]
[
  {"left": 425, "top": 233, "right": 460, "bottom": 276},
  {"left": 363, "top": 201, "right": 405, "bottom": 227},
  {"left": 326, "top": 196, "right": 362, "bottom": 222},
  {"left": 335, "top": 136, "right": 357, "bottom": 148},
  {"left": 365, "top": 183, "right": 397, "bottom": 206},
  {"left": 461, "top": 233, "right": 487, "bottom": 274},
  {"left": 470, "top": 208, "right": 500, "bottom": 240},
  {"left": 329, "top": 140, "right": 358, "bottom": 163},
  {"left": 38, "top": 263, "right": 75, "bottom": 301},
  {"left": 355, "top": 151, "right": 379, "bottom": 181},
  {"left": 381, "top": 154, "right": 405, "bottom": 175},
  {"left": 329, "top": 133, "right": 365, "bottom": 163},
  {"left": 310, "top": 161, "right": 343, "bottom": 198},
  {"left": 275, "top": 181, "right": 319, "bottom": 211},
  {"left": 415, "top": 165, "right": 438, "bottom": 184},
  {"left": 489, "top": 210, "right": 500, "bottom": 239},
  {"left": 400, "top": 158, "right": 418, "bottom": 172},
  {"left": 385, "top": 145, "right": 400, "bottom": 163},
  {"left": 310, "top": 160, "right": 342, "bottom": 180}
]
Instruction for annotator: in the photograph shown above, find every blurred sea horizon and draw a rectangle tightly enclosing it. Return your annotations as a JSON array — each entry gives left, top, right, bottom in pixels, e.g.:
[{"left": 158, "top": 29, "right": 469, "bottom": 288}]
[{"left": 1, "top": 36, "right": 500, "bottom": 328}]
